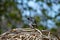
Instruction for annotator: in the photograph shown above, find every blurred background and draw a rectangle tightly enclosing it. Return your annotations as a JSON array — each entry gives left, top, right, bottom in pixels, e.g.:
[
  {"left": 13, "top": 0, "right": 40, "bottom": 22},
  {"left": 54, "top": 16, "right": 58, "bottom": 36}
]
[{"left": 0, "top": 0, "right": 60, "bottom": 36}]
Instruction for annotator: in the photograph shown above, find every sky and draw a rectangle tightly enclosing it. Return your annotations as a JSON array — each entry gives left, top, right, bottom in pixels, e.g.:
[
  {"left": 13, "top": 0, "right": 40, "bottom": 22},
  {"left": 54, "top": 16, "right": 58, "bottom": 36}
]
[{"left": 17, "top": 0, "right": 60, "bottom": 29}]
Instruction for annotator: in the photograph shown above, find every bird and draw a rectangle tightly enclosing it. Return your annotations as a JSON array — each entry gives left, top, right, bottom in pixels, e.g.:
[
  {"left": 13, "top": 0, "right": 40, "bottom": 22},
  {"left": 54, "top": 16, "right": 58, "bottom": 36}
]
[
  {"left": 27, "top": 17, "right": 37, "bottom": 29},
  {"left": 27, "top": 17, "right": 43, "bottom": 34}
]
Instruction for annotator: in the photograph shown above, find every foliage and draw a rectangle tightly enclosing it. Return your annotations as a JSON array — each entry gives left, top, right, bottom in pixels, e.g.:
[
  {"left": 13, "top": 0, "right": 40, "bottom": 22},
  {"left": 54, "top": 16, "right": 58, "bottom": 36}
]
[
  {"left": 37, "top": 25, "right": 47, "bottom": 30},
  {"left": 11, "top": 25, "right": 16, "bottom": 29},
  {"left": 23, "top": 24, "right": 29, "bottom": 28},
  {"left": 46, "top": 2, "right": 52, "bottom": 7},
  {"left": 36, "top": 0, "right": 44, "bottom": 2},
  {"left": 34, "top": 16, "right": 40, "bottom": 22},
  {"left": 50, "top": 28, "right": 57, "bottom": 32},
  {"left": 56, "top": 22, "right": 60, "bottom": 27},
  {"left": 0, "top": 0, "right": 22, "bottom": 34},
  {"left": 0, "top": 0, "right": 60, "bottom": 35},
  {"left": 0, "top": 29, "right": 2, "bottom": 34}
]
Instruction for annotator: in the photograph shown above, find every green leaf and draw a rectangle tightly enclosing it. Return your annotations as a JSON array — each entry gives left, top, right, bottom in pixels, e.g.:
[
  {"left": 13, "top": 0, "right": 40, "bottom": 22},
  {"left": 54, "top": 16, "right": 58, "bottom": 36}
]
[
  {"left": 15, "top": 17, "right": 21, "bottom": 22},
  {"left": 11, "top": 25, "right": 16, "bottom": 29},
  {"left": 56, "top": 22, "right": 60, "bottom": 27},
  {"left": 7, "top": 21, "right": 12, "bottom": 27},
  {"left": 37, "top": 25, "right": 47, "bottom": 30},
  {"left": 9, "top": 13, "right": 17, "bottom": 19},
  {"left": 28, "top": 7, "right": 32, "bottom": 10},
  {"left": 23, "top": 24, "right": 29, "bottom": 28},
  {"left": 46, "top": 2, "right": 52, "bottom": 7},
  {"left": 50, "top": 28, "right": 57, "bottom": 32},
  {"left": 34, "top": 16, "right": 40, "bottom": 22},
  {"left": 42, "top": 9, "right": 46, "bottom": 14},
  {"left": 47, "top": 16, "right": 53, "bottom": 19},
  {"left": 58, "top": 1, "right": 60, "bottom": 4},
  {"left": 0, "top": 29, "right": 2, "bottom": 34},
  {"left": 36, "top": 0, "right": 44, "bottom": 2}
]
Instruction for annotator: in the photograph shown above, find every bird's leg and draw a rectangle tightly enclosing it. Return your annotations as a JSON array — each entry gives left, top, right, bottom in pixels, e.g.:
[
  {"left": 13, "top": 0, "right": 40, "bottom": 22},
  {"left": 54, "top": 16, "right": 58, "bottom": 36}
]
[
  {"left": 29, "top": 23, "right": 34, "bottom": 29},
  {"left": 34, "top": 28, "right": 42, "bottom": 35}
]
